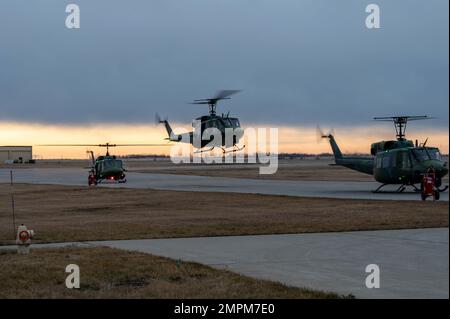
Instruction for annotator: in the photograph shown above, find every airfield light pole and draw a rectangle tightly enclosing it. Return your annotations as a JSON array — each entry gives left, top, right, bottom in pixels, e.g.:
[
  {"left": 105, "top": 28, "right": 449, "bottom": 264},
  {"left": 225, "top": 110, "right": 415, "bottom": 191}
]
[{"left": 10, "top": 171, "right": 16, "bottom": 239}]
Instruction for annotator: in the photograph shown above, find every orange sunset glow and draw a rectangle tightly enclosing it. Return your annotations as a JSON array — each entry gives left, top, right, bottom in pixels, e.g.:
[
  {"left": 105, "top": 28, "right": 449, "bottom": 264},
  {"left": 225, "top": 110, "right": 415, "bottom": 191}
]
[{"left": 0, "top": 121, "right": 448, "bottom": 159}]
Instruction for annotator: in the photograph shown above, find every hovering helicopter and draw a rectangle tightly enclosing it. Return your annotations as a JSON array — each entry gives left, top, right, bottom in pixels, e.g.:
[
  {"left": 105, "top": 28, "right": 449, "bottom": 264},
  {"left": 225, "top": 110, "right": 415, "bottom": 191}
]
[
  {"left": 39, "top": 143, "right": 168, "bottom": 186},
  {"left": 157, "top": 90, "right": 245, "bottom": 153},
  {"left": 319, "top": 116, "right": 449, "bottom": 195}
]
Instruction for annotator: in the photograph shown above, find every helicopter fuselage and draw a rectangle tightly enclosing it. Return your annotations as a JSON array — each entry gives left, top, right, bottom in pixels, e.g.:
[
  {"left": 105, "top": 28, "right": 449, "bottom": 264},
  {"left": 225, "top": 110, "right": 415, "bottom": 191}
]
[
  {"left": 158, "top": 89, "right": 244, "bottom": 150},
  {"left": 194, "top": 115, "right": 244, "bottom": 148},
  {"left": 164, "top": 115, "right": 244, "bottom": 149},
  {"left": 373, "top": 146, "right": 447, "bottom": 186},
  {"left": 92, "top": 155, "right": 126, "bottom": 183},
  {"left": 326, "top": 134, "right": 448, "bottom": 188}
]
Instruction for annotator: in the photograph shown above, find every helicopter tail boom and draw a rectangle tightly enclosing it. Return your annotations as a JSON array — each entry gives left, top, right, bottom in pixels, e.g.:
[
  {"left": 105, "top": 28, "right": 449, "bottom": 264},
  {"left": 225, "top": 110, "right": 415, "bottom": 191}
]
[{"left": 320, "top": 132, "right": 373, "bottom": 175}]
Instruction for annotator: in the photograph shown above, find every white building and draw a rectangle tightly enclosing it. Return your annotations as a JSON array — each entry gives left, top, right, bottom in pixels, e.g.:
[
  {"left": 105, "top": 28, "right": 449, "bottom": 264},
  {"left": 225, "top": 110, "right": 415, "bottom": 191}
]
[{"left": 0, "top": 146, "right": 33, "bottom": 163}]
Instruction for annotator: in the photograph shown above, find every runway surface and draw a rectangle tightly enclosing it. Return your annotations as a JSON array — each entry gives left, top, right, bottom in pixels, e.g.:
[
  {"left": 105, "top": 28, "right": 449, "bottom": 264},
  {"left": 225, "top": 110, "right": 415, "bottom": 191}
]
[
  {"left": 2, "top": 228, "right": 448, "bottom": 298},
  {"left": 0, "top": 167, "right": 448, "bottom": 201}
]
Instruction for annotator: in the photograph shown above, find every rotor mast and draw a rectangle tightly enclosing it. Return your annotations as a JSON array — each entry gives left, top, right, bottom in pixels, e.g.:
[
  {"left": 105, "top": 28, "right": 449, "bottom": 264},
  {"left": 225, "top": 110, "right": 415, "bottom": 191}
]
[
  {"left": 99, "top": 143, "right": 116, "bottom": 156},
  {"left": 393, "top": 117, "right": 408, "bottom": 141},
  {"left": 208, "top": 100, "right": 218, "bottom": 116},
  {"left": 374, "top": 116, "right": 430, "bottom": 141},
  {"left": 192, "top": 90, "right": 241, "bottom": 117}
]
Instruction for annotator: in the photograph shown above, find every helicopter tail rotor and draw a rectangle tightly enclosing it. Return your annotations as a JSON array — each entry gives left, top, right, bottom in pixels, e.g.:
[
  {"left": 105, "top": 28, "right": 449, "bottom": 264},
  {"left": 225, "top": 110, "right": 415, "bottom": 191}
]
[
  {"left": 155, "top": 113, "right": 175, "bottom": 140},
  {"left": 316, "top": 125, "right": 335, "bottom": 143},
  {"left": 155, "top": 113, "right": 168, "bottom": 124},
  {"left": 316, "top": 126, "right": 342, "bottom": 159},
  {"left": 86, "top": 150, "right": 95, "bottom": 166}
]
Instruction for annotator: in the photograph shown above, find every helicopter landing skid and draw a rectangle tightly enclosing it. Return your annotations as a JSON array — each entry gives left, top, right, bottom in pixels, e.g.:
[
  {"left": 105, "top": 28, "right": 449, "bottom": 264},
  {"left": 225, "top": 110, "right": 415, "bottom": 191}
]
[
  {"left": 194, "top": 147, "right": 215, "bottom": 154},
  {"left": 94, "top": 178, "right": 126, "bottom": 185},
  {"left": 372, "top": 183, "right": 419, "bottom": 193},
  {"left": 220, "top": 145, "right": 245, "bottom": 154},
  {"left": 194, "top": 145, "right": 246, "bottom": 155}
]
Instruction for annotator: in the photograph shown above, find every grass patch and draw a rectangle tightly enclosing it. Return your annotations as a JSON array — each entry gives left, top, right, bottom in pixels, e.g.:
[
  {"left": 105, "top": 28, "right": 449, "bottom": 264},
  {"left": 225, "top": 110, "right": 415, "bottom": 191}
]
[
  {"left": 0, "top": 184, "right": 448, "bottom": 244},
  {"left": 0, "top": 247, "right": 339, "bottom": 299}
]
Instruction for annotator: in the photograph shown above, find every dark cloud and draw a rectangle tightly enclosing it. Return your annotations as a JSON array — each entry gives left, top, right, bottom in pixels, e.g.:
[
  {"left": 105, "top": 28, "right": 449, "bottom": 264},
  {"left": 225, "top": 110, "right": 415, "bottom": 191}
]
[{"left": 0, "top": 0, "right": 448, "bottom": 128}]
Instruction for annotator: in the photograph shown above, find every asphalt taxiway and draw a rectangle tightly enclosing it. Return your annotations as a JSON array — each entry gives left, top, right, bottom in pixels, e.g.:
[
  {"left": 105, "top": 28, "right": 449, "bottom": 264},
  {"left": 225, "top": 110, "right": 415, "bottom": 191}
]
[
  {"left": 1, "top": 228, "right": 447, "bottom": 298},
  {"left": 0, "top": 167, "right": 448, "bottom": 201}
]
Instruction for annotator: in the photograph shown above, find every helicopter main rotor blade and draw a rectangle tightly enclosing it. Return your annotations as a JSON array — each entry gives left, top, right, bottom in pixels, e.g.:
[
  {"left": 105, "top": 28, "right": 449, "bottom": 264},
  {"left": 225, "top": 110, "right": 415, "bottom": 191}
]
[
  {"left": 110, "top": 144, "right": 173, "bottom": 146},
  {"left": 213, "top": 90, "right": 241, "bottom": 100},
  {"left": 373, "top": 115, "right": 431, "bottom": 121},
  {"left": 38, "top": 144, "right": 172, "bottom": 147},
  {"left": 191, "top": 101, "right": 212, "bottom": 105},
  {"left": 37, "top": 144, "right": 106, "bottom": 147},
  {"left": 191, "top": 90, "right": 242, "bottom": 105}
]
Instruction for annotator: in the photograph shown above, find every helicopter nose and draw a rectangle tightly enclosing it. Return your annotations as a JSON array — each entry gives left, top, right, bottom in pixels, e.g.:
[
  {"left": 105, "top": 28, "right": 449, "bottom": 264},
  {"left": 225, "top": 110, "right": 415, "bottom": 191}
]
[
  {"left": 430, "top": 161, "right": 449, "bottom": 177},
  {"left": 440, "top": 164, "right": 449, "bottom": 177},
  {"left": 235, "top": 127, "right": 244, "bottom": 138}
]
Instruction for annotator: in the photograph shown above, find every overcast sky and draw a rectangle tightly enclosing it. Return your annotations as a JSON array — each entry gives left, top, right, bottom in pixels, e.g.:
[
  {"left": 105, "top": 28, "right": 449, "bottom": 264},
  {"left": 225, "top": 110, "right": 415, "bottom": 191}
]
[{"left": 0, "top": 0, "right": 448, "bottom": 129}]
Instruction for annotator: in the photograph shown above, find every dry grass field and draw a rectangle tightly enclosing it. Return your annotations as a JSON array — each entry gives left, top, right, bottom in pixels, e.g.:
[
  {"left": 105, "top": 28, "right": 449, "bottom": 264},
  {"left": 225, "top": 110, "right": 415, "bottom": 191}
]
[
  {"left": 130, "top": 161, "right": 376, "bottom": 181},
  {"left": 0, "top": 247, "right": 339, "bottom": 298},
  {"left": 0, "top": 184, "right": 447, "bottom": 245}
]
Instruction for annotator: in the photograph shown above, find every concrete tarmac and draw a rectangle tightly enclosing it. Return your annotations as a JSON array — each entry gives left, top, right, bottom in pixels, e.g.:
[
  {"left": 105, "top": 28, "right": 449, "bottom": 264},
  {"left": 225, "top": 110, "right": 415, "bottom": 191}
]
[
  {"left": 0, "top": 168, "right": 448, "bottom": 201},
  {"left": 93, "top": 228, "right": 449, "bottom": 299},
  {"left": 1, "top": 228, "right": 447, "bottom": 298}
]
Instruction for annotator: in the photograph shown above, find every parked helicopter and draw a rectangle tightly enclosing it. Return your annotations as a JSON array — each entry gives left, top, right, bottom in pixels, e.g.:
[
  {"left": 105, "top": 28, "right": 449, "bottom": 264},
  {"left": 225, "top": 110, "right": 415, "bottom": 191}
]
[
  {"left": 157, "top": 90, "right": 245, "bottom": 153},
  {"left": 318, "top": 116, "right": 449, "bottom": 195},
  {"left": 39, "top": 143, "right": 169, "bottom": 186}
]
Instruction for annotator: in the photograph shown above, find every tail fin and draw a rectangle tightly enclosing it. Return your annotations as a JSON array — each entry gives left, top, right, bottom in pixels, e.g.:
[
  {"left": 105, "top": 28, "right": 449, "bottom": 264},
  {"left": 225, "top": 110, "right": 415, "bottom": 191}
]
[
  {"left": 86, "top": 150, "right": 95, "bottom": 166},
  {"left": 317, "top": 126, "right": 342, "bottom": 160},
  {"left": 156, "top": 113, "right": 176, "bottom": 141},
  {"left": 161, "top": 120, "right": 174, "bottom": 139},
  {"left": 326, "top": 134, "right": 343, "bottom": 160}
]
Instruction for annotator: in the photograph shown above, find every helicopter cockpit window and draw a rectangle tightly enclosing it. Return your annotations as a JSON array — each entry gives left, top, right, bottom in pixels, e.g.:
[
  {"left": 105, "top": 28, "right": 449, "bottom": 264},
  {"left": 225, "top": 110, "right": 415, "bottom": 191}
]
[
  {"left": 204, "top": 120, "right": 218, "bottom": 129},
  {"left": 430, "top": 150, "right": 442, "bottom": 160},
  {"left": 223, "top": 119, "right": 232, "bottom": 127},
  {"left": 101, "top": 159, "right": 123, "bottom": 170},
  {"left": 230, "top": 119, "right": 240, "bottom": 128},
  {"left": 412, "top": 148, "right": 441, "bottom": 162}
]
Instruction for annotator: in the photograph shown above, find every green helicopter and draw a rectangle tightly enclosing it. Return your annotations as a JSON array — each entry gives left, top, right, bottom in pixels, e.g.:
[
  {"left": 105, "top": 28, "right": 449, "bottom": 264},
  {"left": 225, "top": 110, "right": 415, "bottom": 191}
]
[{"left": 319, "top": 116, "right": 448, "bottom": 194}]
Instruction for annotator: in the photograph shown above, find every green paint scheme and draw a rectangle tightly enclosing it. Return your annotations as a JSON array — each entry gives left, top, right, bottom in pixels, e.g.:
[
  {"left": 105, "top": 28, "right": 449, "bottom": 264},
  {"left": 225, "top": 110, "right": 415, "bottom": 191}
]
[
  {"left": 40, "top": 142, "right": 169, "bottom": 185},
  {"left": 326, "top": 134, "right": 448, "bottom": 187},
  {"left": 158, "top": 90, "right": 244, "bottom": 151},
  {"left": 94, "top": 156, "right": 125, "bottom": 180},
  {"left": 322, "top": 116, "right": 448, "bottom": 190}
]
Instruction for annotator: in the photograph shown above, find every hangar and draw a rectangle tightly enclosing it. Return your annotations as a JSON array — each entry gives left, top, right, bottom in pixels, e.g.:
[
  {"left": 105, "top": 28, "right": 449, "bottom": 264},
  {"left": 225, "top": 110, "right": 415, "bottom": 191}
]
[{"left": 0, "top": 146, "right": 33, "bottom": 163}]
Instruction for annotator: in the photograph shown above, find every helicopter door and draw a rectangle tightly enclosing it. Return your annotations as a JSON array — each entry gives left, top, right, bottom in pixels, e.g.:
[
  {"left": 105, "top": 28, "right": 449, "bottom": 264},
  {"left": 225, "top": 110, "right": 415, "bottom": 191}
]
[
  {"left": 386, "top": 152, "right": 397, "bottom": 180},
  {"left": 396, "top": 151, "right": 412, "bottom": 169},
  {"left": 395, "top": 151, "right": 412, "bottom": 183},
  {"left": 374, "top": 152, "right": 394, "bottom": 183}
]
